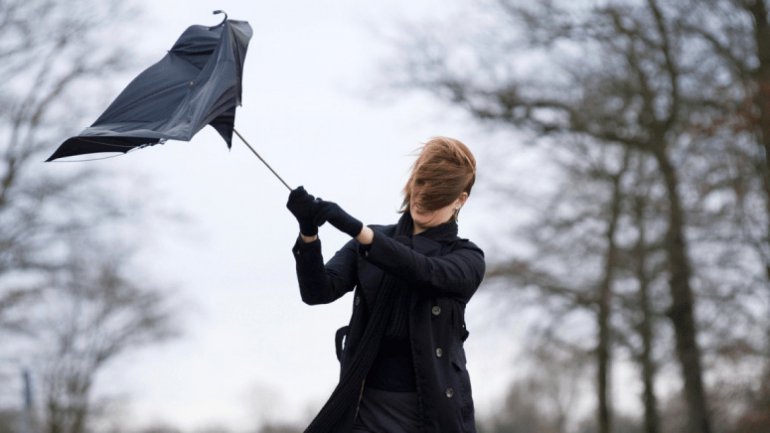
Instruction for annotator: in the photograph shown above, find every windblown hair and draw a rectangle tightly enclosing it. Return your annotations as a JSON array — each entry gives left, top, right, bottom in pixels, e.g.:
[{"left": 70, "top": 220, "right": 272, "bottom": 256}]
[{"left": 400, "top": 136, "right": 476, "bottom": 220}]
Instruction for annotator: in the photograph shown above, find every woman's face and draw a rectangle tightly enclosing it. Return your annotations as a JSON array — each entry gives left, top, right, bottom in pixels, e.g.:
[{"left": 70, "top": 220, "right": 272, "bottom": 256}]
[{"left": 410, "top": 184, "right": 468, "bottom": 234}]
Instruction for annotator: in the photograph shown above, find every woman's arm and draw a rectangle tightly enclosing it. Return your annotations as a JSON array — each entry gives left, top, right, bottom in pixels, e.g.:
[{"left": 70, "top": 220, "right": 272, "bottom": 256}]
[
  {"left": 359, "top": 229, "right": 485, "bottom": 300},
  {"left": 355, "top": 226, "right": 373, "bottom": 245},
  {"left": 314, "top": 201, "right": 484, "bottom": 299},
  {"left": 292, "top": 235, "right": 358, "bottom": 305}
]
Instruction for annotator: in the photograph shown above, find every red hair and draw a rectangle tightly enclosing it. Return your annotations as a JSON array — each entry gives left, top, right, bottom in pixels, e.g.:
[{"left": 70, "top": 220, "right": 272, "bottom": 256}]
[{"left": 400, "top": 136, "right": 476, "bottom": 219}]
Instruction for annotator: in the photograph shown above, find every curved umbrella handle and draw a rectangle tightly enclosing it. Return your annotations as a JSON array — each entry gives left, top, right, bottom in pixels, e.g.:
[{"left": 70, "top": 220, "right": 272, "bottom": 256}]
[{"left": 210, "top": 10, "right": 228, "bottom": 28}]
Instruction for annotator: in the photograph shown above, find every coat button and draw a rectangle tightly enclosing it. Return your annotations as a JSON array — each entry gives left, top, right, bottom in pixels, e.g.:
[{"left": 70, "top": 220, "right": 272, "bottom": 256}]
[
  {"left": 445, "top": 387, "right": 454, "bottom": 398},
  {"left": 431, "top": 306, "right": 441, "bottom": 316},
  {"left": 354, "top": 296, "right": 360, "bottom": 306},
  {"left": 435, "top": 347, "right": 443, "bottom": 358}
]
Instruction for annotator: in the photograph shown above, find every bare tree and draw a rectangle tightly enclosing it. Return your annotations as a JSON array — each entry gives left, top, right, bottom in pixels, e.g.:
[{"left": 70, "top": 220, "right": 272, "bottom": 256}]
[
  {"left": 35, "top": 241, "right": 177, "bottom": 433},
  {"left": 674, "top": 0, "right": 770, "bottom": 394},
  {"left": 388, "top": 1, "right": 725, "bottom": 432},
  {"left": 0, "top": 0, "right": 138, "bottom": 330},
  {"left": 483, "top": 138, "right": 651, "bottom": 433},
  {"left": 627, "top": 156, "right": 663, "bottom": 433},
  {"left": 0, "top": 408, "right": 21, "bottom": 433},
  {"left": 595, "top": 148, "right": 632, "bottom": 433},
  {"left": 482, "top": 339, "right": 589, "bottom": 433},
  {"left": 0, "top": 3, "right": 184, "bottom": 433}
]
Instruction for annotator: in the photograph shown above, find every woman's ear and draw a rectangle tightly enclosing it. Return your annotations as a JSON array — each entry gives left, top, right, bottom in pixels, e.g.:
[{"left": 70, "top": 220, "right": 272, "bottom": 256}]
[
  {"left": 456, "top": 192, "right": 469, "bottom": 208},
  {"left": 451, "top": 192, "right": 469, "bottom": 222}
]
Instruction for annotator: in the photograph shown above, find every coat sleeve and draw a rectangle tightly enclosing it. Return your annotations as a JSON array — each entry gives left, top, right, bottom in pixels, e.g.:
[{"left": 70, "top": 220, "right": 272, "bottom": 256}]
[
  {"left": 361, "top": 229, "right": 485, "bottom": 300},
  {"left": 291, "top": 235, "right": 358, "bottom": 305}
]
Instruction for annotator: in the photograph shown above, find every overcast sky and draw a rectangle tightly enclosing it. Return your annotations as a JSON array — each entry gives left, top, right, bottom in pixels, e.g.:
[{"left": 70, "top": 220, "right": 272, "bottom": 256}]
[{"left": 52, "top": 1, "right": 544, "bottom": 430}]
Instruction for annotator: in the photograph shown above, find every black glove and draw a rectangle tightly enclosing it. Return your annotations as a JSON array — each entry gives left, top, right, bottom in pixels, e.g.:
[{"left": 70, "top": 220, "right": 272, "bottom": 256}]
[
  {"left": 314, "top": 200, "right": 363, "bottom": 238},
  {"left": 286, "top": 186, "right": 322, "bottom": 236}
]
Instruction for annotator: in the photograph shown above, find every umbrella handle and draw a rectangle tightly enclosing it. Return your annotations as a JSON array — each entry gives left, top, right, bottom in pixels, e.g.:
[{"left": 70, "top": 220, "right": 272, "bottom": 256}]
[
  {"left": 210, "top": 10, "right": 228, "bottom": 28},
  {"left": 233, "top": 128, "right": 293, "bottom": 191}
]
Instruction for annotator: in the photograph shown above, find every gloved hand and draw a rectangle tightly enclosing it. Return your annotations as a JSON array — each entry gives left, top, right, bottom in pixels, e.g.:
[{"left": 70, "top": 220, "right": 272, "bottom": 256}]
[
  {"left": 286, "top": 186, "right": 323, "bottom": 236},
  {"left": 314, "top": 199, "right": 363, "bottom": 238}
]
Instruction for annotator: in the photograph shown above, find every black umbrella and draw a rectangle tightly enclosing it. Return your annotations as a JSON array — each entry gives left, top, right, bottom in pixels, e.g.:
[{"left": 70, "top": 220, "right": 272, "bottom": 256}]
[{"left": 47, "top": 11, "right": 291, "bottom": 190}]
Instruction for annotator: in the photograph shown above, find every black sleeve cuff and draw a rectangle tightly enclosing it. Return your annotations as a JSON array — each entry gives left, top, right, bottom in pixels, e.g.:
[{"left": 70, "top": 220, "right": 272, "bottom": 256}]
[{"left": 292, "top": 234, "right": 322, "bottom": 257}]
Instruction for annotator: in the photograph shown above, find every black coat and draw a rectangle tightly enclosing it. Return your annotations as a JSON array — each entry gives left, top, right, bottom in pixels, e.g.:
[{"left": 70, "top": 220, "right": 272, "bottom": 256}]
[{"left": 292, "top": 216, "right": 485, "bottom": 433}]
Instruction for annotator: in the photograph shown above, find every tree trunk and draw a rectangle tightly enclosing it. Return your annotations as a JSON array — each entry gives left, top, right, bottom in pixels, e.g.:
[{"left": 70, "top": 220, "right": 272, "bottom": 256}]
[
  {"left": 597, "top": 289, "right": 612, "bottom": 433},
  {"left": 631, "top": 159, "right": 661, "bottom": 433},
  {"left": 748, "top": 0, "right": 770, "bottom": 267},
  {"left": 655, "top": 149, "right": 712, "bottom": 433},
  {"left": 595, "top": 151, "right": 629, "bottom": 433},
  {"left": 746, "top": 0, "right": 770, "bottom": 403}
]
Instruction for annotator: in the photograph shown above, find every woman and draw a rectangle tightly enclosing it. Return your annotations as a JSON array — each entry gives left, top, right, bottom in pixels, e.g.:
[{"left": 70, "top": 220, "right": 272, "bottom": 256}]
[{"left": 286, "top": 136, "right": 485, "bottom": 433}]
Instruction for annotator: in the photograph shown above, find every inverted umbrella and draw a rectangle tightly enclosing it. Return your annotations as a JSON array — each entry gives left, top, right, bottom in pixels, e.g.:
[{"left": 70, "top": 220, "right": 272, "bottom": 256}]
[{"left": 46, "top": 11, "right": 291, "bottom": 190}]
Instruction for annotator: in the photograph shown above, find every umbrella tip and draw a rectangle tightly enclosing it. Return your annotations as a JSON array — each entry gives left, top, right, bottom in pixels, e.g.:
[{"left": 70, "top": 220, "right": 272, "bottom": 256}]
[{"left": 211, "top": 10, "right": 228, "bottom": 26}]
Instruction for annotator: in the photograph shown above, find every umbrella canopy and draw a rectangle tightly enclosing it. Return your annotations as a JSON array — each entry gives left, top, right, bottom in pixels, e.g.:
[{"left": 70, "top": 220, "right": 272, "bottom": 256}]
[{"left": 46, "top": 15, "right": 252, "bottom": 161}]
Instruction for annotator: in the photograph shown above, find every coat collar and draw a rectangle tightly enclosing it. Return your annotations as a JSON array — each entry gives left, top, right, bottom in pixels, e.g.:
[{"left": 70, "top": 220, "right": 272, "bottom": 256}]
[
  {"left": 390, "top": 212, "right": 459, "bottom": 256},
  {"left": 413, "top": 215, "right": 459, "bottom": 242}
]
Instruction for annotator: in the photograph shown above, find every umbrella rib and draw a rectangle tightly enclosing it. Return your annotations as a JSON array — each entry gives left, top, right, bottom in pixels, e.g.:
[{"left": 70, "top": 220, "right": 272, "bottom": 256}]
[
  {"left": 233, "top": 128, "right": 292, "bottom": 191},
  {"left": 47, "top": 153, "right": 128, "bottom": 162}
]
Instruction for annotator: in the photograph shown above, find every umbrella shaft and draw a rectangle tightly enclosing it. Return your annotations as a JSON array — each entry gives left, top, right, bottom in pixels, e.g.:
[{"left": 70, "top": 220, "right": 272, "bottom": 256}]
[{"left": 233, "top": 128, "right": 292, "bottom": 191}]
